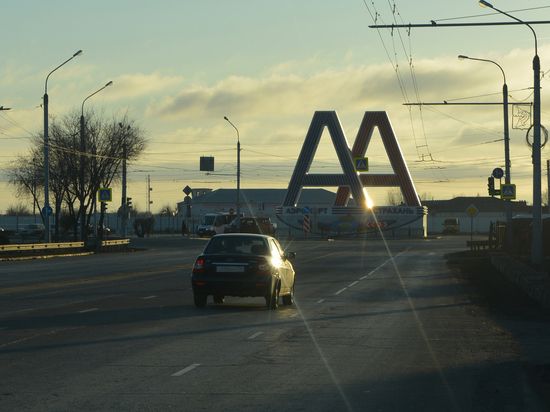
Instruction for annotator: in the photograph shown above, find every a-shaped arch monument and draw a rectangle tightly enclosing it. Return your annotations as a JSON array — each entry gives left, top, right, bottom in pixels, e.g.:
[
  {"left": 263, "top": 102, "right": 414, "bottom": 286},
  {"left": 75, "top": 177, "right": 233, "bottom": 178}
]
[{"left": 282, "top": 111, "right": 421, "bottom": 207}]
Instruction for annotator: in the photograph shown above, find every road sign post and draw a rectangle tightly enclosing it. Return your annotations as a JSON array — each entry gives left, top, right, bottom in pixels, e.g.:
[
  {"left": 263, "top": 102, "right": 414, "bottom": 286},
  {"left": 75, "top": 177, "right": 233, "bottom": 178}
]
[{"left": 466, "top": 204, "right": 479, "bottom": 251}]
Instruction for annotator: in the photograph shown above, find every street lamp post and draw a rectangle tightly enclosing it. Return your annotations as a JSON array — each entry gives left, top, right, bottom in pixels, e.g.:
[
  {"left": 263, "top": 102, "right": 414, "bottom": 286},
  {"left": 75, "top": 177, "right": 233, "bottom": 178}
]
[
  {"left": 479, "top": 0, "right": 543, "bottom": 264},
  {"left": 224, "top": 116, "right": 241, "bottom": 233},
  {"left": 458, "top": 54, "right": 512, "bottom": 251},
  {"left": 43, "top": 50, "right": 83, "bottom": 243},
  {"left": 79, "top": 81, "right": 113, "bottom": 242},
  {"left": 120, "top": 123, "right": 130, "bottom": 239}
]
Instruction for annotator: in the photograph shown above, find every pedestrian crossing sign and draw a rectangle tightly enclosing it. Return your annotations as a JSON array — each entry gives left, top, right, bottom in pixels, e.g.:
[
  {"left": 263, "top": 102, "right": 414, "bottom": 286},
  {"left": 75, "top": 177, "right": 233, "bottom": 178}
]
[
  {"left": 354, "top": 157, "right": 369, "bottom": 172},
  {"left": 98, "top": 188, "right": 112, "bottom": 202},
  {"left": 500, "top": 184, "right": 516, "bottom": 200}
]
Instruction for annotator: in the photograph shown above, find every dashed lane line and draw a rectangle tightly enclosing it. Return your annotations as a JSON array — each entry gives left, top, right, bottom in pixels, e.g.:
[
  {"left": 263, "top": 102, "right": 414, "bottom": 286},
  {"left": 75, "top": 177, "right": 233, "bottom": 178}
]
[
  {"left": 172, "top": 363, "right": 201, "bottom": 377},
  {"left": 335, "top": 249, "right": 409, "bottom": 296}
]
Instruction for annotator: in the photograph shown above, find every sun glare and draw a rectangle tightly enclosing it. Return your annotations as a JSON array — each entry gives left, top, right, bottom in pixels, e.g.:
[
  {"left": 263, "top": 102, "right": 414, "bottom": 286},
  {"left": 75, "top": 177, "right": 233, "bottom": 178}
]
[{"left": 364, "top": 189, "right": 373, "bottom": 208}]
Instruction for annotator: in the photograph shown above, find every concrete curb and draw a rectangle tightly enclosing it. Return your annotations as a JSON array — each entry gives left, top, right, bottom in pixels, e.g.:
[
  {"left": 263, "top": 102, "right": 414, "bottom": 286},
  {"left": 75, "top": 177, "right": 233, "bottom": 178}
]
[{"left": 489, "top": 252, "right": 550, "bottom": 310}]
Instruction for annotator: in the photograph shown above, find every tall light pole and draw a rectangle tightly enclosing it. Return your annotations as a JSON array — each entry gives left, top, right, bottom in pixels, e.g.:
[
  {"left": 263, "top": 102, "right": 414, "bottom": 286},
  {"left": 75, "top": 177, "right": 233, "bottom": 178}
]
[
  {"left": 458, "top": 54, "right": 512, "bottom": 251},
  {"left": 120, "top": 123, "right": 130, "bottom": 239},
  {"left": 43, "top": 49, "right": 83, "bottom": 243},
  {"left": 224, "top": 116, "right": 241, "bottom": 233},
  {"left": 79, "top": 81, "right": 113, "bottom": 242},
  {"left": 479, "top": 0, "right": 543, "bottom": 265}
]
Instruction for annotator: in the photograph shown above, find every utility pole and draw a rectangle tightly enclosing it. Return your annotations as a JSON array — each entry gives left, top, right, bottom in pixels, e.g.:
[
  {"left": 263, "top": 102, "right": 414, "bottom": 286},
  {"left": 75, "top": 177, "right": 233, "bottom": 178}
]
[
  {"left": 121, "top": 138, "right": 127, "bottom": 238},
  {"left": 147, "top": 175, "right": 153, "bottom": 214},
  {"left": 119, "top": 123, "right": 130, "bottom": 238}
]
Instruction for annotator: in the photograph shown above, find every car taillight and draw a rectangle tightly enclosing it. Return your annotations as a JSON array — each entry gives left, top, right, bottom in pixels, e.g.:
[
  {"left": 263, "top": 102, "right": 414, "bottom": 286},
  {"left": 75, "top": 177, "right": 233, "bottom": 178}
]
[
  {"left": 193, "top": 258, "right": 204, "bottom": 273},
  {"left": 258, "top": 260, "right": 271, "bottom": 274}
]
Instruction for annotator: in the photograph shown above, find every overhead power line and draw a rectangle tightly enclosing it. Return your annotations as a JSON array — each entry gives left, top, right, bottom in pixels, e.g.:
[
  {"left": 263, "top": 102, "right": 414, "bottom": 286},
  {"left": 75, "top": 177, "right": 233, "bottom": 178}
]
[{"left": 369, "top": 20, "right": 550, "bottom": 29}]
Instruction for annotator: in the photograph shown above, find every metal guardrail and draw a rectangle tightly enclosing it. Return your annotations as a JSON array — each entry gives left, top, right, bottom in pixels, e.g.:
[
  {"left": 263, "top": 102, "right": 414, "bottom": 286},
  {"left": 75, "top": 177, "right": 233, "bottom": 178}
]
[
  {"left": 97, "top": 239, "right": 130, "bottom": 252},
  {"left": 0, "top": 241, "right": 85, "bottom": 252},
  {"left": 0, "top": 238, "right": 130, "bottom": 258}
]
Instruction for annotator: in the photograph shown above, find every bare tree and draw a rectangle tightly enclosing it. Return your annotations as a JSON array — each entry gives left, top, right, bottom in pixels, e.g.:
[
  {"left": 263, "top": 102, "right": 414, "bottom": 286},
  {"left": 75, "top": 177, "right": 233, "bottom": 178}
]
[
  {"left": 384, "top": 188, "right": 405, "bottom": 206},
  {"left": 5, "top": 203, "right": 32, "bottom": 216},
  {"left": 6, "top": 109, "right": 148, "bottom": 240},
  {"left": 5, "top": 153, "right": 43, "bottom": 218},
  {"left": 158, "top": 203, "right": 176, "bottom": 217}
]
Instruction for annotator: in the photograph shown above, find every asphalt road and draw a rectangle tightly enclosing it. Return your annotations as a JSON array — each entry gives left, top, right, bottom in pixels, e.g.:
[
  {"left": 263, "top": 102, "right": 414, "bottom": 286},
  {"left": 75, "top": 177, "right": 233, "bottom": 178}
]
[{"left": 0, "top": 236, "right": 548, "bottom": 411}]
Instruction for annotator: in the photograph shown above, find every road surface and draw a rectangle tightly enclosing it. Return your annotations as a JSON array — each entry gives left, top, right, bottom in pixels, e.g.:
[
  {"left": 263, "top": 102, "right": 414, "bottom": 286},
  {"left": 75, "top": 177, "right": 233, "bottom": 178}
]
[{"left": 0, "top": 236, "right": 548, "bottom": 411}]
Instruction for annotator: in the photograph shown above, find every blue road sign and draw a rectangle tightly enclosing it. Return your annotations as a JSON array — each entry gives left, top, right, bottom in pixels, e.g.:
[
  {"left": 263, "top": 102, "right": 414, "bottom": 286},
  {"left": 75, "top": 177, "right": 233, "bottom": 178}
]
[
  {"left": 354, "top": 157, "right": 369, "bottom": 172},
  {"left": 492, "top": 168, "right": 504, "bottom": 179},
  {"left": 98, "top": 188, "right": 112, "bottom": 202},
  {"left": 42, "top": 205, "right": 53, "bottom": 217},
  {"left": 501, "top": 184, "right": 516, "bottom": 200}
]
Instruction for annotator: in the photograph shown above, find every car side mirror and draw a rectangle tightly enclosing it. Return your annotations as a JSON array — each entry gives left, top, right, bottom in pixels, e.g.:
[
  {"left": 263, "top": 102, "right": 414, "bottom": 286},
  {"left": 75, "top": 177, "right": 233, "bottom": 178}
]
[{"left": 285, "top": 251, "right": 296, "bottom": 260}]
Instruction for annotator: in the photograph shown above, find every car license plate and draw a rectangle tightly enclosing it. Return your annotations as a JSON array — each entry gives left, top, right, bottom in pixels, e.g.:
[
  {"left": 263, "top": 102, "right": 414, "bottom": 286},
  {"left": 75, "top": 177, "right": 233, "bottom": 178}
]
[{"left": 217, "top": 265, "right": 244, "bottom": 273}]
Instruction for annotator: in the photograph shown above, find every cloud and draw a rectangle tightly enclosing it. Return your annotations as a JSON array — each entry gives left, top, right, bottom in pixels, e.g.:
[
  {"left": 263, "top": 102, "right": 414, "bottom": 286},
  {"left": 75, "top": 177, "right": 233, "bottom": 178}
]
[
  {"left": 145, "top": 65, "right": 402, "bottom": 120},
  {"left": 109, "top": 72, "right": 185, "bottom": 99},
  {"left": 144, "top": 49, "right": 544, "bottom": 124}
]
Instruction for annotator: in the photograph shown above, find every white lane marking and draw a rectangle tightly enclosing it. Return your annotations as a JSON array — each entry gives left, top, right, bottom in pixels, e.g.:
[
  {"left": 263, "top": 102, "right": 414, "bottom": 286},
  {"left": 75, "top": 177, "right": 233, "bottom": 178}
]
[
  {"left": 142, "top": 295, "right": 157, "bottom": 300},
  {"left": 290, "top": 313, "right": 299, "bottom": 318},
  {"left": 341, "top": 249, "right": 409, "bottom": 294},
  {"left": 172, "top": 363, "right": 201, "bottom": 377},
  {"left": 248, "top": 332, "right": 263, "bottom": 340},
  {"left": 316, "top": 300, "right": 324, "bottom": 304},
  {"left": 360, "top": 268, "right": 379, "bottom": 280},
  {"left": 78, "top": 308, "right": 99, "bottom": 313}
]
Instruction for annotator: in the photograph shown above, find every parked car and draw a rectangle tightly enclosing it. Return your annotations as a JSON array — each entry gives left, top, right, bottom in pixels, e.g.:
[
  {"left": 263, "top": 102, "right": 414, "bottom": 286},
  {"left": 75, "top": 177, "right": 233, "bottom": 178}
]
[
  {"left": 442, "top": 218, "right": 460, "bottom": 235},
  {"left": 191, "top": 234, "right": 296, "bottom": 309},
  {"left": 68, "top": 224, "right": 111, "bottom": 236},
  {"left": 19, "top": 224, "right": 45, "bottom": 236},
  {"left": 0, "top": 227, "right": 8, "bottom": 245},
  {"left": 197, "top": 213, "right": 235, "bottom": 237},
  {"left": 224, "top": 217, "right": 274, "bottom": 235}
]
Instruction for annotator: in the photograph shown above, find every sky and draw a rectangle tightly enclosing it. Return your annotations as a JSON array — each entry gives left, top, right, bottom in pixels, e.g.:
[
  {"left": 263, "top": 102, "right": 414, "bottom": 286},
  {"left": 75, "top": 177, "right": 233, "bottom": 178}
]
[{"left": 2, "top": 0, "right": 550, "bottom": 215}]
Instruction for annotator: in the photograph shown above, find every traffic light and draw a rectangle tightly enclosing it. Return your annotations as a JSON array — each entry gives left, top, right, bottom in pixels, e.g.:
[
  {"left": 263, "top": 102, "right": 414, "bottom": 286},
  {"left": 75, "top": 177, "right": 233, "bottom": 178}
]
[
  {"left": 487, "top": 177, "right": 501, "bottom": 196},
  {"left": 488, "top": 177, "right": 495, "bottom": 195},
  {"left": 126, "top": 197, "right": 132, "bottom": 209},
  {"left": 101, "top": 202, "right": 108, "bottom": 213}
]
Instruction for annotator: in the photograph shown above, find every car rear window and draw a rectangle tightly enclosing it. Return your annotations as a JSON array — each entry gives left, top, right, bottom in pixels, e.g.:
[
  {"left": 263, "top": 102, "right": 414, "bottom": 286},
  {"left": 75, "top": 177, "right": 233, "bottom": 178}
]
[{"left": 205, "top": 236, "right": 269, "bottom": 255}]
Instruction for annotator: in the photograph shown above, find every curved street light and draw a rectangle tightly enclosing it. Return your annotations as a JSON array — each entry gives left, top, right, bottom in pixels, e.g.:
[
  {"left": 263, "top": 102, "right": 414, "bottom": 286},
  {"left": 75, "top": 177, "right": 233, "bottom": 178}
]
[
  {"left": 458, "top": 54, "right": 512, "bottom": 251},
  {"left": 79, "top": 81, "right": 113, "bottom": 241},
  {"left": 224, "top": 116, "right": 241, "bottom": 233},
  {"left": 43, "top": 49, "right": 83, "bottom": 242},
  {"left": 479, "top": 0, "right": 543, "bottom": 265}
]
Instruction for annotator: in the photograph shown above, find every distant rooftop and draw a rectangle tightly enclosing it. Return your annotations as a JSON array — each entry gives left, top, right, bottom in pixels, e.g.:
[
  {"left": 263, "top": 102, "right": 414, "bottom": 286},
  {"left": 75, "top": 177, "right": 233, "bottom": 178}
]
[
  {"left": 186, "top": 188, "right": 337, "bottom": 205},
  {"left": 422, "top": 196, "right": 530, "bottom": 214}
]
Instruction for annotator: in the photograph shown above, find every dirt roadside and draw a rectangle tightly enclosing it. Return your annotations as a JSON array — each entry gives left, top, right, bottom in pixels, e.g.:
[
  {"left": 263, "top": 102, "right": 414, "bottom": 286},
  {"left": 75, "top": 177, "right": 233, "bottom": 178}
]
[{"left": 446, "top": 250, "right": 550, "bottom": 409}]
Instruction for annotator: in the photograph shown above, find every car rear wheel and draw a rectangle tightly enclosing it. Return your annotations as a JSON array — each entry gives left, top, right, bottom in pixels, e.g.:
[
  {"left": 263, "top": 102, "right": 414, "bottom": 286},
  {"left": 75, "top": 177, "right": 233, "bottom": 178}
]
[
  {"left": 266, "top": 282, "right": 279, "bottom": 310},
  {"left": 213, "top": 295, "right": 225, "bottom": 304},
  {"left": 194, "top": 293, "right": 207, "bottom": 308},
  {"left": 282, "top": 284, "right": 294, "bottom": 306}
]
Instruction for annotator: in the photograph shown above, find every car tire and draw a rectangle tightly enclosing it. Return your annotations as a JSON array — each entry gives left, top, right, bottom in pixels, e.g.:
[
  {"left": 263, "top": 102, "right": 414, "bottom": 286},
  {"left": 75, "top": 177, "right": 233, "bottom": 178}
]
[
  {"left": 266, "top": 282, "right": 279, "bottom": 310},
  {"left": 194, "top": 293, "right": 207, "bottom": 308},
  {"left": 213, "top": 295, "right": 225, "bottom": 304},
  {"left": 282, "top": 284, "right": 294, "bottom": 306}
]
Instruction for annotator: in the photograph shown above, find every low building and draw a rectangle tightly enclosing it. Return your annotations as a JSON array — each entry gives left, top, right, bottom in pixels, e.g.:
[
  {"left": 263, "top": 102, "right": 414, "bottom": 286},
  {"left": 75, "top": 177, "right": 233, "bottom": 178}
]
[
  {"left": 177, "top": 188, "right": 337, "bottom": 233},
  {"left": 422, "top": 196, "right": 532, "bottom": 234}
]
